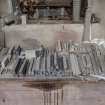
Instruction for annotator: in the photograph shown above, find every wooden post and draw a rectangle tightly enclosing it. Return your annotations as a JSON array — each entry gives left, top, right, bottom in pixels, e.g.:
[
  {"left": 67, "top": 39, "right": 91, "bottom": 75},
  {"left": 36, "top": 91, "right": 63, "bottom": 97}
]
[
  {"left": 82, "top": 0, "right": 93, "bottom": 41},
  {"left": 0, "top": 19, "right": 5, "bottom": 47},
  {"left": 61, "top": 8, "right": 65, "bottom": 18},
  {"left": 73, "top": 0, "right": 81, "bottom": 22}
]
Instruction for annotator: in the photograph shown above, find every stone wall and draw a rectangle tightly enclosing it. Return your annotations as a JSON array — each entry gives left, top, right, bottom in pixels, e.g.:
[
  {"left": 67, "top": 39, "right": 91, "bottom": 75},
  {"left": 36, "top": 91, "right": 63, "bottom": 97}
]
[{"left": 3, "top": 24, "right": 83, "bottom": 49}]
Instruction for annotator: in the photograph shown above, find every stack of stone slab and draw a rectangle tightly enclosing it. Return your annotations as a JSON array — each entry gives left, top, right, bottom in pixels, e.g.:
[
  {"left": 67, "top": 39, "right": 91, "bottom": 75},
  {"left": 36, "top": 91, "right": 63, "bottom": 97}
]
[{"left": 0, "top": 41, "right": 105, "bottom": 81}]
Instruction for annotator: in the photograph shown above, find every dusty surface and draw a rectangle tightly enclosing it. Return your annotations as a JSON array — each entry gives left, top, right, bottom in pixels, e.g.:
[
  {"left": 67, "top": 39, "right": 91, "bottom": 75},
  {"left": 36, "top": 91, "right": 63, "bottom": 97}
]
[
  {"left": 4, "top": 24, "right": 83, "bottom": 48},
  {"left": 0, "top": 81, "right": 104, "bottom": 105},
  {"left": 3, "top": 23, "right": 104, "bottom": 49}
]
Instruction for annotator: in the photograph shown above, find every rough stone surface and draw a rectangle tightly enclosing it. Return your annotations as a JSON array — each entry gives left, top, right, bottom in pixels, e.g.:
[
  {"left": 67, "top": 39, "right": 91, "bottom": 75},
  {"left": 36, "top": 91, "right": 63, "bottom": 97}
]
[{"left": 0, "top": 81, "right": 104, "bottom": 105}]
